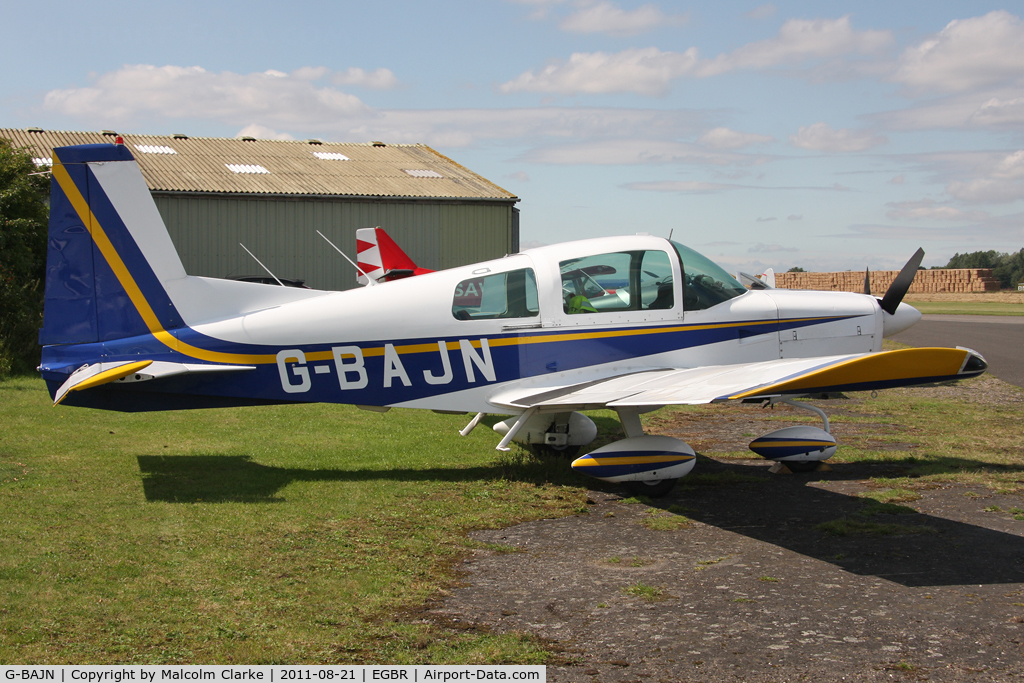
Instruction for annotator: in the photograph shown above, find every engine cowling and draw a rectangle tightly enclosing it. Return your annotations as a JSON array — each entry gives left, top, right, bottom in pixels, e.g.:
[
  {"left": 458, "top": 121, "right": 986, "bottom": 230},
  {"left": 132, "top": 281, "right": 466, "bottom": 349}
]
[
  {"left": 748, "top": 426, "right": 836, "bottom": 463},
  {"left": 571, "top": 435, "right": 696, "bottom": 483}
]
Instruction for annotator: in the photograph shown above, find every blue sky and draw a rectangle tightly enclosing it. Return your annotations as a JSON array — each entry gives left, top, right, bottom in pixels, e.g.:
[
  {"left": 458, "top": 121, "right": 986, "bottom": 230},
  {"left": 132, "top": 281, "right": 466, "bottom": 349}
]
[{"left": 4, "top": 0, "right": 1024, "bottom": 272}]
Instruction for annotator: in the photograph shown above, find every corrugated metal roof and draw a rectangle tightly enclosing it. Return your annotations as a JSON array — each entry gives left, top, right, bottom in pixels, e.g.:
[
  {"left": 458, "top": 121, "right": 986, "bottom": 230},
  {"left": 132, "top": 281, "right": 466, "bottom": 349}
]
[{"left": 0, "top": 129, "right": 517, "bottom": 201}]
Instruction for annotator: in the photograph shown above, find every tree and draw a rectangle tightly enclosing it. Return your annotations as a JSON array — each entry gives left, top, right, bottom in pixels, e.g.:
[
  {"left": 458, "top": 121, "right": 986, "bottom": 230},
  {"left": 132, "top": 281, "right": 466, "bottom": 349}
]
[
  {"left": 0, "top": 139, "right": 49, "bottom": 377},
  {"left": 944, "top": 249, "right": 1024, "bottom": 289},
  {"left": 993, "top": 249, "right": 1024, "bottom": 289},
  {"left": 787, "top": 266, "right": 806, "bottom": 273}
]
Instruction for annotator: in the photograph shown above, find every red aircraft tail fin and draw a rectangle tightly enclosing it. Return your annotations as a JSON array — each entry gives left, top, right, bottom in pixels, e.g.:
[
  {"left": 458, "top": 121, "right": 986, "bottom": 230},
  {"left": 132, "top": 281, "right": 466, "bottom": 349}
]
[{"left": 355, "top": 227, "right": 433, "bottom": 284}]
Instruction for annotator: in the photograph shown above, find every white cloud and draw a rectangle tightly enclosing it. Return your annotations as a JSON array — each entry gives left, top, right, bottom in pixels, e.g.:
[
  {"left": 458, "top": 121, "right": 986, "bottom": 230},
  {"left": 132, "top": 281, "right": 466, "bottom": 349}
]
[
  {"left": 499, "top": 47, "right": 701, "bottom": 96},
  {"left": 40, "top": 64, "right": 715, "bottom": 149},
  {"left": 970, "top": 96, "right": 1024, "bottom": 128},
  {"left": 698, "top": 127, "right": 773, "bottom": 149},
  {"left": 698, "top": 15, "right": 891, "bottom": 76},
  {"left": 291, "top": 66, "right": 330, "bottom": 81},
  {"left": 945, "top": 178, "right": 1024, "bottom": 204},
  {"left": 886, "top": 149, "right": 1024, "bottom": 206},
  {"left": 331, "top": 67, "right": 399, "bottom": 90},
  {"left": 749, "top": 242, "right": 797, "bottom": 253},
  {"left": 506, "top": 171, "right": 531, "bottom": 182},
  {"left": 932, "top": 150, "right": 1024, "bottom": 204},
  {"left": 235, "top": 124, "right": 295, "bottom": 140},
  {"left": 42, "top": 64, "right": 369, "bottom": 127},
  {"left": 508, "top": 0, "right": 567, "bottom": 21},
  {"left": 623, "top": 180, "right": 847, "bottom": 193},
  {"left": 789, "top": 122, "right": 886, "bottom": 152},
  {"left": 500, "top": 16, "right": 892, "bottom": 96},
  {"left": 992, "top": 150, "right": 1024, "bottom": 179},
  {"left": 841, "top": 215, "right": 1024, "bottom": 245},
  {"left": 874, "top": 86, "right": 1024, "bottom": 132},
  {"left": 745, "top": 4, "right": 776, "bottom": 20},
  {"left": 519, "top": 139, "right": 765, "bottom": 165},
  {"left": 559, "top": 1, "right": 687, "bottom": 37},
  {"left": 626, "top": 180, "right": 739, "bottom": 193},
  {"left": 371, "top": 108, "right": 707, "bottom": 147},
  {"left": 892, "top": 11, "right": 1024, "bottom": 94},
  {"left": 756, "top": 216, "right": 777, "bottom": 222},
  {"left": 788, "top": 214, "right": 803, "bottom": 220},
  {"left": 885, "top": 200, "right": 990, "bottom": 221}
]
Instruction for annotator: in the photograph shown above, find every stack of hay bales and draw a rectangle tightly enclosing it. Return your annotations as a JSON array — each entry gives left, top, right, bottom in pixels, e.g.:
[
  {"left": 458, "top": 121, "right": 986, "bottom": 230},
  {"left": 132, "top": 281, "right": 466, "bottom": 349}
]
[{"left": 773, "top": 269, "right": 1001, "bottom": 293}]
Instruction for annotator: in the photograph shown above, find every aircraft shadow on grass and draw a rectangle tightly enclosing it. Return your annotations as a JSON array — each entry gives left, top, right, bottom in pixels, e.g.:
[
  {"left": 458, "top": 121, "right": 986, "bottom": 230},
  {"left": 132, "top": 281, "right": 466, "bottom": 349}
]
[
  {"left": 136, "top": 454, "right": 524, "bottom": 503},
  {"left": 666, "top": 455, "right": 1024, "bottom": 588},
  {"left": 137, "top": 452, "right": 1024, "bottom": 589}
]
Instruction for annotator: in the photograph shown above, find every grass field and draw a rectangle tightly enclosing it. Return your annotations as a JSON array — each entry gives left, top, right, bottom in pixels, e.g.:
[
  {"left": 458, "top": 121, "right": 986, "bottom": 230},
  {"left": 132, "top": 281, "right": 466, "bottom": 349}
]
[
  {"left": 3, "top": 360, "right": 1022, "bottom": 664},
  {"left": 0, "top": 376, "right": 601, "bottom": 664}
]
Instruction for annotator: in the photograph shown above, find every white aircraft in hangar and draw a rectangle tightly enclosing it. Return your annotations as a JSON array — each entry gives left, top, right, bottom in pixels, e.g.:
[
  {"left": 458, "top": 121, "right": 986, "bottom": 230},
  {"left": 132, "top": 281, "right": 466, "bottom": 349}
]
[{"left": 40, "top": 142, "right": 988, "bottom": 497}]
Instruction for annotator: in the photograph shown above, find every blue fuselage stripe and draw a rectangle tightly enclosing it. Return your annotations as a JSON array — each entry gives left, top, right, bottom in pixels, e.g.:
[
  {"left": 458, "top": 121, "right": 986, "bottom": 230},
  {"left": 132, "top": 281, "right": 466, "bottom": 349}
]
[{"left": 40, "top": 315, "right": 861, "bottom": 407}]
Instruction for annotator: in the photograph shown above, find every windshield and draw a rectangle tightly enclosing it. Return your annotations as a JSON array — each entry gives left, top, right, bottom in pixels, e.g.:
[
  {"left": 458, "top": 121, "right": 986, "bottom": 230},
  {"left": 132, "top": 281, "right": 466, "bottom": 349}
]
[{"left": 670, "top": 241, "right": 747, "bottom": 310}]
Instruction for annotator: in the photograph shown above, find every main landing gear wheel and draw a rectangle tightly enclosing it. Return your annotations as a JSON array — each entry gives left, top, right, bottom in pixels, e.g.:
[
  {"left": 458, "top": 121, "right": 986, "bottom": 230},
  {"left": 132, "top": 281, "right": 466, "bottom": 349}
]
[{"left": 624, "top": 478, "right": 679, "bottom": 498}]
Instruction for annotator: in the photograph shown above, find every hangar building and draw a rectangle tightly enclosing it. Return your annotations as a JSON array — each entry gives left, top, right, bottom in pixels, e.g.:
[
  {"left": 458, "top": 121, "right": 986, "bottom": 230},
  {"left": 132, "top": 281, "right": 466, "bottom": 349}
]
[{"left": 2, "top": 128, "right": 519, "bottom": 291}]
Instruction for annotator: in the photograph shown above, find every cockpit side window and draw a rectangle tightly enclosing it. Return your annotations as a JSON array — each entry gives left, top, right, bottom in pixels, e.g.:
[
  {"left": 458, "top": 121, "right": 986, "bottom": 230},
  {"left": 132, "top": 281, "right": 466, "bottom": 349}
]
[
  {"left": 452, "top": 268, "right": 539, "bottom": 320},
  {"left": 670, "top": 241, "right": 747, "bottom": 310},
  {"left": 560, "top": 250, "right": 674, "bottom": 314}
]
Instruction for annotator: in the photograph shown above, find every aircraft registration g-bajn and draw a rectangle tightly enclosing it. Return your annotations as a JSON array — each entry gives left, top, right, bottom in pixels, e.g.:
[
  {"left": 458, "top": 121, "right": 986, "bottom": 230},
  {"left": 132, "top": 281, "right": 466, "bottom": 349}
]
[{"left": 40, "top": 142, "right": 988, "bottom": 497}]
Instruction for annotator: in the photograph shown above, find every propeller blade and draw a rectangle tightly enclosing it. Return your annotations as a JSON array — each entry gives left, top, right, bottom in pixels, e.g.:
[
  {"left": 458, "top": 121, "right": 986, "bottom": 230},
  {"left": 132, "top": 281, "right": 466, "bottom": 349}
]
[
  {"left": 864, "top": 268, "right": 870, "bottom": 296},
  {"left": 879, "top": 248, "right": 924, "bottom": 315}
]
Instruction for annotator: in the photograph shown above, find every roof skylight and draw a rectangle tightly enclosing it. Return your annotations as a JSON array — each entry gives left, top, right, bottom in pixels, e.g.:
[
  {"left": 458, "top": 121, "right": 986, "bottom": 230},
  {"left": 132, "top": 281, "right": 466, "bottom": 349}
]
[
  {"left": 313, "top": 151, "right": 350, "bottom": 161},
  {"left": 32, "top": 158, "right": 52, "bottom": 167},
  {"left": 135, "top": 144, "right": 177, "bottom": 154},
  {"left": 403, "top": 169, "right": 443, "bottom": 178},
  {"left": 226, "top": 164, "right": 270, "bottom": 174}
]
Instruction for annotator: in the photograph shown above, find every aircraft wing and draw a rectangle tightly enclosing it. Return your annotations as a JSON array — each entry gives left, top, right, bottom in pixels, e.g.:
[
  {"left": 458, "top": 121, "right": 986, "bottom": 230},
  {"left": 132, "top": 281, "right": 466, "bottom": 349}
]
[{"left": 492, "top": 347, "right": 987, "bottom": 411}]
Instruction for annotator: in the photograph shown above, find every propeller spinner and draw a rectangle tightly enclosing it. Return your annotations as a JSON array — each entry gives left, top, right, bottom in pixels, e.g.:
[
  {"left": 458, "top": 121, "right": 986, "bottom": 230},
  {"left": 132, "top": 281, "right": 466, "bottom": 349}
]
[
  {"left": 878, "top": 248, "right": 924, "bottom": 336},
  {"left": 880, "top": 247, "right": 925, "bottom": 315}
]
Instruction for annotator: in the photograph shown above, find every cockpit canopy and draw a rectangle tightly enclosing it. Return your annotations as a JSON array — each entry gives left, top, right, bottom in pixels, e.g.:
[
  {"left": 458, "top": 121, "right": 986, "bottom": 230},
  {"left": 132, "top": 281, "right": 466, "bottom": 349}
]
[
  {"left": 448, "top": 238, "right": 749, "bottom": 321},
  {"left": 670, "top": 241, "right": 747, "bottom": 310}
]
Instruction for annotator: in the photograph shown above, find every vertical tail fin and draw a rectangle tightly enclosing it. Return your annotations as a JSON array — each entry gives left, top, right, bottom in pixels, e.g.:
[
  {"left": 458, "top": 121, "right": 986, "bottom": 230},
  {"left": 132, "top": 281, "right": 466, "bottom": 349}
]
[
  {"left": 41, "top": 143, "right": 187, "bottom": 345},
  {"left": 355, "top": 227, "right": 433, "bottom": 285}
]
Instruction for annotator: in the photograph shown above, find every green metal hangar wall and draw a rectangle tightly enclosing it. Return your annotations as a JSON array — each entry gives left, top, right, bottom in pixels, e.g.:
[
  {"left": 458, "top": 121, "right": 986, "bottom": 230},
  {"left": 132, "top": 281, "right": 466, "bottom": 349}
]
[{"left": 3, "top": 128, "right": 519, "bottom": 291}]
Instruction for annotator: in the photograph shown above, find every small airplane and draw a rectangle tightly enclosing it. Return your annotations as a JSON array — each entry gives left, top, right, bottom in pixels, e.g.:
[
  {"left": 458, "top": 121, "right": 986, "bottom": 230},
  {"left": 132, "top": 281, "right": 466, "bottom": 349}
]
[{"left": 39, "top": 143, "right": 988, "bottom": 497}]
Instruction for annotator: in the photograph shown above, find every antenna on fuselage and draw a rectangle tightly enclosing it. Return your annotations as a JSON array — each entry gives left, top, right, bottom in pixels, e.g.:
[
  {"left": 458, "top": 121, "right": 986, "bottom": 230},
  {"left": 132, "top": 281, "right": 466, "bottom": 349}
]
[
  {"left": 239, "top": 243, "right": 284, "bottom": 287},
  {"left": 316, "top": 230, "right": 377, "bottom": 286}
]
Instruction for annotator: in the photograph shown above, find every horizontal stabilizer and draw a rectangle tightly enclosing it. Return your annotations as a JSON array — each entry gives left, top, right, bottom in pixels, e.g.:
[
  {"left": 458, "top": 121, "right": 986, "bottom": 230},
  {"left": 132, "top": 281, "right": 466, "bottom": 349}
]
[{"left": 53, "top": 360, "right": 255, "bottom": 406}]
